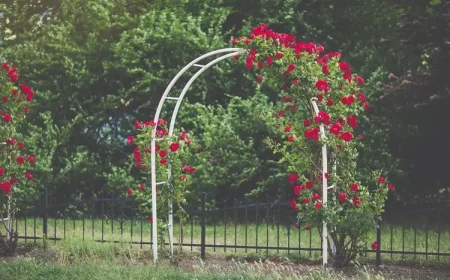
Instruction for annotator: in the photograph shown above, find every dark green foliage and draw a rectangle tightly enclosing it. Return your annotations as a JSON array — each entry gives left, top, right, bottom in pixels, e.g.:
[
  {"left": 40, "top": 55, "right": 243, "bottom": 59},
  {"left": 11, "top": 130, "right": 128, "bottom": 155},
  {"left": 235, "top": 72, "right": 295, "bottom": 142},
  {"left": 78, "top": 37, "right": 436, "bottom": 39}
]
[{"left": 0, "top": 0, "right": 447, "bottom": 207}]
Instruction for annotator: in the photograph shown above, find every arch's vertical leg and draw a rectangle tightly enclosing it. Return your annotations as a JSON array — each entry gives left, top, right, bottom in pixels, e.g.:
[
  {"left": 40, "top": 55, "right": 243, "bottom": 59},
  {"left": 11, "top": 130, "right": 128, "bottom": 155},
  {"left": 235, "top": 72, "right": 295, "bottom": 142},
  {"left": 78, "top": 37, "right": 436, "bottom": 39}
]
[
  {"left": 150, "top": 48, "right": 244, "bottom": 262},
  {"left": 311, "top": 100, "right": 328, "bottom": 267},
  {"left": 331, "top": 160, "right": 337, "bottom": 256}
]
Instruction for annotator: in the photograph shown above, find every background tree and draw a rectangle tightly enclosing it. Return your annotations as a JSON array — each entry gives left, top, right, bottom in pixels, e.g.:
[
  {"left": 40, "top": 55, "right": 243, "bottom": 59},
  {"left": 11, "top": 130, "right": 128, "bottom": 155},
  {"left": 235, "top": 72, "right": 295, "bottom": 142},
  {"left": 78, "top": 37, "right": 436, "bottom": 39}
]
[
  {"left": 376, "top": 0, "right": 450, "bottom": 205},
  {"left": 1, "top": 0, "right": 446, "bottom": 210}
]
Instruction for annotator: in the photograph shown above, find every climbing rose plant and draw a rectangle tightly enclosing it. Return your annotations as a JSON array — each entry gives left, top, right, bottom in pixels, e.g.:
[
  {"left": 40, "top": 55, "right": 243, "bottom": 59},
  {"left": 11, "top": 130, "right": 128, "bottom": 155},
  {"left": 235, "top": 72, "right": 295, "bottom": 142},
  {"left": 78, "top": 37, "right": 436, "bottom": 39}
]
[
  {"left": 233, "top": 24, "right": 394, "bottom": 267},
  {"left": 128, "top": 119, "right": 195, "bottom": 246},
  {"left": 0, "top": 57, "right": 36, "bottom": 255}
]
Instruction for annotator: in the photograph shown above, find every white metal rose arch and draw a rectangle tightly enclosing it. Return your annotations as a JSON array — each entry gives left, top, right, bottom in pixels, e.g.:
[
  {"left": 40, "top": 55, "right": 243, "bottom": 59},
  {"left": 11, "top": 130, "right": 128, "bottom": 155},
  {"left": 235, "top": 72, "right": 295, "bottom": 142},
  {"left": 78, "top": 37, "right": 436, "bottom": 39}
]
[{"left": 150, "top": 48, "right": 332, "bottom": 266}]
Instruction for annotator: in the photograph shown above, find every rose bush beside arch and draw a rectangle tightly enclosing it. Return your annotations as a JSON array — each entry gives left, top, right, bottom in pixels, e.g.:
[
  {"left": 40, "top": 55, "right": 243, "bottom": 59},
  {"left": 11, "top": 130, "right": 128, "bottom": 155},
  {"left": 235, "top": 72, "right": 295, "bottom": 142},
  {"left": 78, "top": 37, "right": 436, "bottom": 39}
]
[
  {"left": 0, "top": 58, "right": 37, "bottom": 255},
  {"left": 232, "top": 24, "right": 394, "bottom": 267},
  {"left": 127, "top": 119, "right": 196, "bottom": 247}
]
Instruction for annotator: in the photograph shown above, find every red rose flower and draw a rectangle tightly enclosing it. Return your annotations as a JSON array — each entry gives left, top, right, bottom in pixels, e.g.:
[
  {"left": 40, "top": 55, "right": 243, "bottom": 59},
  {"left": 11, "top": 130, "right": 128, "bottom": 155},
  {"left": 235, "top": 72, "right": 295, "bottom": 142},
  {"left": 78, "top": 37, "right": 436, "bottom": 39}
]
[
  {"left": 284, "top": 125, "right": 291, "bottom": 133},
  {"left": 293, "top": 80, "right": 299, "bottom": 86},
  {"left": 17, "top": 142, "right": 25, "bottom": 150},
  {"left": 127, "top": 136, "right": 134, "bottom": 144},
  {"left": 305, "top": 225, "right": 312, "bottom": 230},
  {"left": 355, "top": 76, "right": 365, "bottom": 87},
  {"left": 149, "top": 216, "right": 153, "bottom": 223},
  {"left": 338, "top": 192, "right": 346, "bottom": 202},
  {"left": 329, "top": 122, "right": 341, "bottom": 135},
  {"left": 303, "top": 119, "right": 311, "bottom": 127},
  {"left": 169, "top": 142, "right": 179, "bottom": 152},
  {"left": 289, "top": 198, "right": 298, "bottom": 212},
  {"left": 305, "top": 181, "right": 314, "bottom": 189},
  {"left": 10, "top": 178, "right": 17, "bottom": 184},
  {"left": 350, "top": 183, "right": 359, "bottom": 192},
  {"left": 23, "top": 106, "right": 29, "bottom": 114},
  {"left": 27, "top": 155, "right": 35, "bottom": 164},
  {"left": 266, "top": 56, "right": 273, "bottom": 66},
  {"left": 179, "top": 131, "right": 187, "bottom": 140},
  {"left": 2, "top": 62, "right": 10, "bottom": 71},
  {"left": 302, "top": 198, "right": 309, "bottom": 204},
  {"left": 312, "top": 193, "right": 320, "bottom": 201},
  {"left": 322, "top": 65, "right": 329, "bottom": 75},
  {"left": 0, "top": 167, "right": 3, "bottom": 176},
  {"left": 326, "top": 98, "right": 334, "bottom": 106},
  {"left": 257, "top": 61, "right": 264, "bottom": 69},
  {"left": 293, "top": 223, "right": 300, "bottom": 229},
  {"left": 126, "top": 188, "right": 133, "bottom": 196},
  {"left": 275, "top": 53, "right": 284, "bottom": 59},
  {"left": 315, "top": 80, "right": 330, "bottom": 92},
  {"left": 8, "top": 70, "right": 18, "bottom": 82},
  {"left": 288, "top": 173, "right": 299, "bottom": 185},
  {"left": 134, "top": 121, "right": 142, "bottom": 129},
  {"left": 340, "top": 131, "right": 353, "bottom": 142},
  {"left": 139, "top": 184, "right": 145, "bottom": 191},
  {"left": 16, "top": 155, "right": 25, "bottom": 165},
  {"left": 340, "top": 96, "right": 353, "bottom": 105},
  {"left": 338, "top": 61, "right": 351, "bottom": 74},
  {"left": 388, "top": 184, "right": 395, "bottom": 192},
  {"left": 315, "top": 202, "right": 323, "bottom": 209},
  {"left": 371, "top": 241, "right": 378, "bottom": 250},
  {"left": 2, "top": 96, "right": 8, "bottom": 103},
  {"left": 179, "top": 175, "right": 186, "bottom": 181},
  {"left": 159, "top": 150, "right": 167, "bottom": 157},
  {"left": 378, "top": 177, "right": 386, "bottom": 183},
  {"left": 346, "top": 116, "right": 357, "bottom": 128},
  {"left": 245, "top": 57, "right": 253, "bottom": 70},
  {"left": 282, "top": 96, "right": 292, "bottom": 102},
  {"left": 293, "top": 185, "right": 302, "bottom": 196},
  {"left": 287, "top": 63, "right": 295, "bottom": 72},
  {"left": 0, "top": 182, "right": 12, "bottom": 194},
  {"left": 160, "top": 158, "right": 167, "bottom": 165},
  {"left": 25, "top": 172, "right": 33, "bottom": 180},
  {"left": 288, "top": 135, "right": 295, "bottom": 142},
  {"left": 256, "top": 76, "right": 263, "bottom": 84},
  {"left": 6, "top": 138, "right": 16, "bottom": 146},
  {"left": 358, "top": 93, "right": 366, "bottom": 103},
  {"left": 364, "top": 103, "right": 370, "bottom": 110},
  {"left": 188, "top": 167, "right": 196, "bottom": 174},
  {"left": 316, "top": 56, "right": 328, "bottom": 66},
  {"left": 3, "top": 114, "right": 12, "bottom": 123},
  {"left": 316, "top": 111, "right": 331, "bottom": 125}
]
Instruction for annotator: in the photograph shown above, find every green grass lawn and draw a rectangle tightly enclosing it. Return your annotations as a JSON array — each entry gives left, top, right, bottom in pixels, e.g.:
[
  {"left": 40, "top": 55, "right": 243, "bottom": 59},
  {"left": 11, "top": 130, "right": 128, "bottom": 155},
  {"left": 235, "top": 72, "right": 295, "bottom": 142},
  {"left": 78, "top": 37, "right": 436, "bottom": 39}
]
[
  {"left": 0, "top": 259, "right": 415, "bottom": 280},
  {"left": 9, "top": 217, "right": 450, "bottom": 264},
  {"left": 1, "top": 235, "right": 449, "bottom": 280}
]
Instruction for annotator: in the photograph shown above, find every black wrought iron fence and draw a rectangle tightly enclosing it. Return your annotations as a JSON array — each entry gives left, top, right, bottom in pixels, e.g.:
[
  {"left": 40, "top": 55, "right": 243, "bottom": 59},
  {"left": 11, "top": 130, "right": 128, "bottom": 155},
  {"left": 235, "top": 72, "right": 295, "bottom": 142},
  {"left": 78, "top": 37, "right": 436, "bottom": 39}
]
[{"left": 2, "top": 189, "right": 450, "bottom": 266}]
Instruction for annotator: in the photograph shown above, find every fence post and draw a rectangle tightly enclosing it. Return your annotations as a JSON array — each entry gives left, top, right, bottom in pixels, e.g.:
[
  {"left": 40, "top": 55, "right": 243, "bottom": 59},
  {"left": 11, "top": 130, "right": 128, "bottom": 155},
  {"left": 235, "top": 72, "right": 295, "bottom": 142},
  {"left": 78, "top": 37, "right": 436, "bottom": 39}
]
[
  {"left": 376, "top": 221, "right": 381, "bottom": 267},
  {"left": 42, "top": 188, "right": 48, "bottom": 249},
  {"left": 200, "top": 192, "right": 206, "bottom": 260}
]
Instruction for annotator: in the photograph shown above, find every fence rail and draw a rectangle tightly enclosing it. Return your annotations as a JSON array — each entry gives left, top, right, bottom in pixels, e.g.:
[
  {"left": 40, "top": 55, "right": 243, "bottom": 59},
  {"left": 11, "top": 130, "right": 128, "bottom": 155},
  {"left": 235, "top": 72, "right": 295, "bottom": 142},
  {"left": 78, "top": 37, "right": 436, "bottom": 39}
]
[{"left": 1, "top": 190, "right": 450, "bottom": 265}]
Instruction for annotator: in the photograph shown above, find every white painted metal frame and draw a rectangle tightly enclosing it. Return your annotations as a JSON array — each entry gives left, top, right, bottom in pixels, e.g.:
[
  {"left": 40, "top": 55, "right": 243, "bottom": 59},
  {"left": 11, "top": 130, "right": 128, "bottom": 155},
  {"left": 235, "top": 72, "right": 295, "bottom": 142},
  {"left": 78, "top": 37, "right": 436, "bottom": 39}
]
[
  {"left": 0, "top": 142, "right": 12, "bottom": 240},
  {"left": 150, "top": 48, "right": 331, "bottom": 266},
  {"left": 311, "top": 100, "right": 332, "bottom": 267}
]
